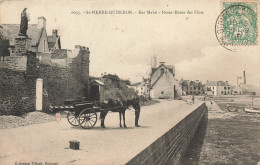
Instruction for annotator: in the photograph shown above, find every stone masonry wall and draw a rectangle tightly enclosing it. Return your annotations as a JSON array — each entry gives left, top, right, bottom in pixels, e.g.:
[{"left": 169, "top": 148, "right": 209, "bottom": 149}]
[
  {"left": 0, "top": 69, "right": 36, "bottom": 115},
  {"left": 126, "top": 103, "right": 208, "bottom": 165}
]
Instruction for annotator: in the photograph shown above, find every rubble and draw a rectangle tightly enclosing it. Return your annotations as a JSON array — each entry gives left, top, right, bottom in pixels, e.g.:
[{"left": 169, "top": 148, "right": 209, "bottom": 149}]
[{"left": 0, "top": 112, "right": 55, "bottom": 129}]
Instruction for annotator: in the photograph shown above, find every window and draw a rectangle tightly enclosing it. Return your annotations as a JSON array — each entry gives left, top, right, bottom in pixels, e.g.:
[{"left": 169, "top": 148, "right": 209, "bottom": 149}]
[
  {"left": 198, "top": 87, "right": 200, "bottom": 90},
  {"left": 224, "top": 87, "right": 226, "bottom": 90},
  {"left": 141, "top": 87, "right": 143, "bottom": 90},
  {"left": 190, "top": 87, "right": 192, "bottom": 90},
  {"left": 43, "top": 40, "right": 45, "bottom": 51},
  {"left": 221, "top": 91, "right": 223, "bottom": 94},
  {"left": 161, "top": 68, "right": 164, "bottom": 74},
  {"left": 161, "top": 91, "right": 164, "bottom": 94},
  {"left": 213, "top": 87, "right": 214, "bottom": 90},
  {"left": 228, "top": 87, "right": 230, "bottom": 90}
]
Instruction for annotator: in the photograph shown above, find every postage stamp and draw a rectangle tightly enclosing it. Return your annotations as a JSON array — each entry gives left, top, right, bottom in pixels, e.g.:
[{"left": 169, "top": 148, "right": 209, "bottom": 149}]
[{"left": 215, "top": 0, "right": 258, "bottom": 51}]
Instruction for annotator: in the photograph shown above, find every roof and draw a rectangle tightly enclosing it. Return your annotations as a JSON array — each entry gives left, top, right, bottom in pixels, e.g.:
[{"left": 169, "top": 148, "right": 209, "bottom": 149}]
[
  {"left": 205, "top": 81, "right": 229, "bottom": 86},
  {"left": 89, "top": 80, "right": 105, "bottom": 86},
  {"left": 129, "top": 82, "right": 142, "bottom": 86},
  {"left": 151, "top": 63, "right": 175, "bottom": 76},
  {"left": 181, "top": 80, "right": 203, "bottom": 87},
  {"left": 0, "top": 24, "right": 44, "bottom": 46},
  {"left": 47, "top": 35, "right": 60, "bottom": 49}
]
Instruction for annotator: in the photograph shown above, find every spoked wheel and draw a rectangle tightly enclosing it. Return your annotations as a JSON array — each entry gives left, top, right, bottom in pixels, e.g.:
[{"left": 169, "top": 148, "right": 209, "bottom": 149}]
[
  {"left": 67, "top": 112, "right": 79, "bottom": 126},
  {"left": 78, "top": 108, "right": 97, "bottom": 129}
]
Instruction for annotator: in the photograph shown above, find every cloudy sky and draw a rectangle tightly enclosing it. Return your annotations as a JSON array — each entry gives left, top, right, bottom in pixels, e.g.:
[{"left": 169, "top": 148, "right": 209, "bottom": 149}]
[{"left": 1, "top": 0, "right": 259, "bottom": 86}]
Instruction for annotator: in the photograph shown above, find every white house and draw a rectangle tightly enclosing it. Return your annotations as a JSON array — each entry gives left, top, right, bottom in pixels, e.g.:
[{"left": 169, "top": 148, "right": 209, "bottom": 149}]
[
  {"left": 128, "top": 81, "right": 150, "bottom": 98},
  {"left": 205, "top": 81, "right": 231, "bottom": 96}
]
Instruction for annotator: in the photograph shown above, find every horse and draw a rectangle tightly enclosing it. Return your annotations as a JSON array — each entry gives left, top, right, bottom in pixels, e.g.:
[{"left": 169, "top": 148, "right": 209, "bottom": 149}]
[{"left": 98, "top": 98, "right": 140, "bottom": 128}]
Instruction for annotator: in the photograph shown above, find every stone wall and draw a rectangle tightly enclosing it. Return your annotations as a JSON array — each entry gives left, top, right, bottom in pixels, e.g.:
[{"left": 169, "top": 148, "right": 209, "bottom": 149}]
[
  {"left": 0, "top": 69, "right": 36, "bottom": 115},
  {"left": 51, "top": 49, "right": 67, "bottom": 59},
  {"left": 38, "top": 62, "right": 85, "bottom": 109},
  {"left": 0, "top": 44, "right": 90, "bottom": 115},
  {"left": 126, "top": 103, "right": 207, "bottom": 165}
]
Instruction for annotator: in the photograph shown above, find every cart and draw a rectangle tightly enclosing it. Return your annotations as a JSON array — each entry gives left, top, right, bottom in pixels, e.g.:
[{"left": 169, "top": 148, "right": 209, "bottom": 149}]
[{"left": 52, "top": 100, "right": 126, "bottom": 129}]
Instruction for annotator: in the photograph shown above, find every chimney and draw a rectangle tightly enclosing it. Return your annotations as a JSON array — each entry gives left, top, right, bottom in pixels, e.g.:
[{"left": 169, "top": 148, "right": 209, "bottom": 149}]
[
  {"left": 159, "top": 62, "right": 165, "bottom": 65},
  {"left": 243, "top": 70, "right": 246, "bottom": 84},
  {"left": 52, "top": 29, "right": 58, "bottom": 37},
  {"left": 37, "top": 16, "right": 46, "bottom": 29},
  {"left": 151, "top": 56, "right": 157, "bottom": 69}
]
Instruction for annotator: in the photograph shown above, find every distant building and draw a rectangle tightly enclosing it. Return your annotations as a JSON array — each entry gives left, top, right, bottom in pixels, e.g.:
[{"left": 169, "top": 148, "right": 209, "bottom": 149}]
[
  {"left": 231, "top": 86, "right": 243, "bottom": 95},
  {"left": 149, "top": 62, "right": 182, "bottom": 99},
  {"left": 180, "top": 80, "right": 205, "bottom": 95},
  {"left": 128, "top": 80, "right": 150, "bottom": 98},
  {"left": 205, "top": 81, "right": 230, "bottom": 95}
]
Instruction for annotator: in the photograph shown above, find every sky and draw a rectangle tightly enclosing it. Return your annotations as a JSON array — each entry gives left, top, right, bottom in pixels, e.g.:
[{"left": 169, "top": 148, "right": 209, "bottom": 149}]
[{"left": 0, "top": 0, "right": 259, "bottom": 86}]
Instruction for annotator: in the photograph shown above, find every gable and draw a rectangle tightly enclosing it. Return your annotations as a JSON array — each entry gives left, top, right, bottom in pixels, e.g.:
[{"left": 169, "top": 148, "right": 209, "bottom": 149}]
[{"left": 151, "top": 64, "right": 174, "bottom": 86}]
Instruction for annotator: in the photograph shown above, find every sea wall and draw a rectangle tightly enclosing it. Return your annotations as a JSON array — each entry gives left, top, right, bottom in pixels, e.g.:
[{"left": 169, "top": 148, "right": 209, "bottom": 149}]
[{"left": 126, "top": 102, "right": 207, "bottom": 165}]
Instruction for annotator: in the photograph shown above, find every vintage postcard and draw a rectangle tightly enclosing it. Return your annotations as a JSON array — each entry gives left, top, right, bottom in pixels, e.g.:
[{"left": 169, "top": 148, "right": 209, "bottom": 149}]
[{"left": 0, "top": 0, "right": 259, "bottom": 164}]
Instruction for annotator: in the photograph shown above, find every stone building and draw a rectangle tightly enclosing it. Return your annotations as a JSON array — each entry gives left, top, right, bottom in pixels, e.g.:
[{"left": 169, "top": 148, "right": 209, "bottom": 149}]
[
  {"left": 180, "top": 80, "right": 205, "bottom": 95},
  {"left": 149, "top": 62, "right": 182, "bottom": 99},
  {"left": 0, "top": 16, "right": 58, "bottom": 55}
]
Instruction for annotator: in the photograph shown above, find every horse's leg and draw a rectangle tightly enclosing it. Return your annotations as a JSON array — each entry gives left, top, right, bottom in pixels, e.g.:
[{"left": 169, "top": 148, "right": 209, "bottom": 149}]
[
  {"left": 135, "top": 108, "right": 140, "bottom": 127},
  {"left": 123, "top": 110, "right": 127, "bottom": 128},
  {"left": 100, "top": 111, "right": 108, "bottom": 128},
  {"left": 119, "top": 112, "right": 122, "bottom": 127}
]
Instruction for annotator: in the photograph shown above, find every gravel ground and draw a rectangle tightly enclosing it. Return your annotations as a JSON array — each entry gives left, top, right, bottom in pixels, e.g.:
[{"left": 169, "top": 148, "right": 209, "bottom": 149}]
[
  {"left": 0, "top": 112, "right": 55, "bottom": 129},
  {"left": 0, "top": 99, "right": 160, "bottom": 129}
]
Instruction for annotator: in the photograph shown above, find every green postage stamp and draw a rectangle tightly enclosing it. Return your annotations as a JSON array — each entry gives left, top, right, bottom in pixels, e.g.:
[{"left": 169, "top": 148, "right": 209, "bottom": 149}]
[{"left": 215, "top": 0, "right": 258, "bottom": 50}]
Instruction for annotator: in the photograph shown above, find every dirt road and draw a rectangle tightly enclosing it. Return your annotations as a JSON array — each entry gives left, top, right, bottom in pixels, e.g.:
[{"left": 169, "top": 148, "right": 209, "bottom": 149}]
[{"left": 0, "top": 100, "right": 202, "bottom": 165}]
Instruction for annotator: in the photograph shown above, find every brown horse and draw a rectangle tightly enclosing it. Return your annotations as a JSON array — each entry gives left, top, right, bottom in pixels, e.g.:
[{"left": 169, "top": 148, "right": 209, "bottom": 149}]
[{"left": 99, "top": 98, "right": 140, "bottom": 128}]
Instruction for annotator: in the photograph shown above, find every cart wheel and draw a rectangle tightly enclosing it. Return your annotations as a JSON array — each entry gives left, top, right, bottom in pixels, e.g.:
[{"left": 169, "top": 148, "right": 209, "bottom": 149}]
[
  {"left": 67, "top": 112, "right": 79, "bottom": 126},
  {"left": 78, "top": 108, "right": 97, "bottom": 129}
]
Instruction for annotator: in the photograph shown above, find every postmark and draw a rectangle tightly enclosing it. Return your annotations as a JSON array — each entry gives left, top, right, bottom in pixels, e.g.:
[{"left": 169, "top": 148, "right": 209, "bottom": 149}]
[{"left": 215, "top": 1, "right": 258, "bottom": 51}]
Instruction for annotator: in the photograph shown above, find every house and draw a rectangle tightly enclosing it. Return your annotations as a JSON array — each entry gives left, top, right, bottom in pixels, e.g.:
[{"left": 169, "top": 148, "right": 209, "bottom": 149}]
[
  {"left": 180, "top": 80, "right": 205, "bottom": 95},
  {"left": 205, "top": 81, "right": 231, "bottom": 96},
  {"left": 48, "top": 29, "right": 61, "bottom": 51},
  {"left": 231, "top": 86, "right": 243, "bottom": 95},
  {"left": 149, "top": 62, "right": 182, "bottom": 99},
  {"left": 128, "top": 80, "right": 150, "bottom": 98},
  {"left": 0, "top": 16, "right": 60, "bottom": 55}
]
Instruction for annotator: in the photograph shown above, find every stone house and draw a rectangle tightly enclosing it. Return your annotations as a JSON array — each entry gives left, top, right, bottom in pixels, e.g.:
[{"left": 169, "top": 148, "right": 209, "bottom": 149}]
[
  {"left": 149, "top": 62, "right": 182, "bottom": 99},
  {"left": 180, "top": 80, "right": 205, "bottom": 95},
  {"left": 205, "top": 81, "right": 231, "bottom": 96}
]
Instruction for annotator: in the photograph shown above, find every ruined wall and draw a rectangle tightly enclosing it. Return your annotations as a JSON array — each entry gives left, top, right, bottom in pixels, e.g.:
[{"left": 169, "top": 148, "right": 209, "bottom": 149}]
[
  {"left": 38, "top": 46, "right": 90, "bottom": 109},
  {"left": 126, "top": 103, "right": 207, "bottom": 165},
  {"left": 51, "top": 49, "right": 67, "bottom": 59}
]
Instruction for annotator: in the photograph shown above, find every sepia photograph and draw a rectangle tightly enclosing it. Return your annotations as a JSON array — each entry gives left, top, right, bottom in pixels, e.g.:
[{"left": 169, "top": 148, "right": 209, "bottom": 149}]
[{"left": 0, "top": 0, "right": 259, "bottom": 164}]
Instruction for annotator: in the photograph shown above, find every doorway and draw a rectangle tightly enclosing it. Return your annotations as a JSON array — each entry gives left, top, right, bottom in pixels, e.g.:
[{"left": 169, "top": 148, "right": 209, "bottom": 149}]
[{"left": 90, "top": 85, "right": 100, "bottom": 101}]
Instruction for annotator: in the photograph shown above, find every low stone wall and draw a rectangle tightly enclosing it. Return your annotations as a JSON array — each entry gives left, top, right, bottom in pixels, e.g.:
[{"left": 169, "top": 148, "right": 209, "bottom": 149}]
[{"left": 126, "top": 102, "right": 207, "bottom": 165}]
